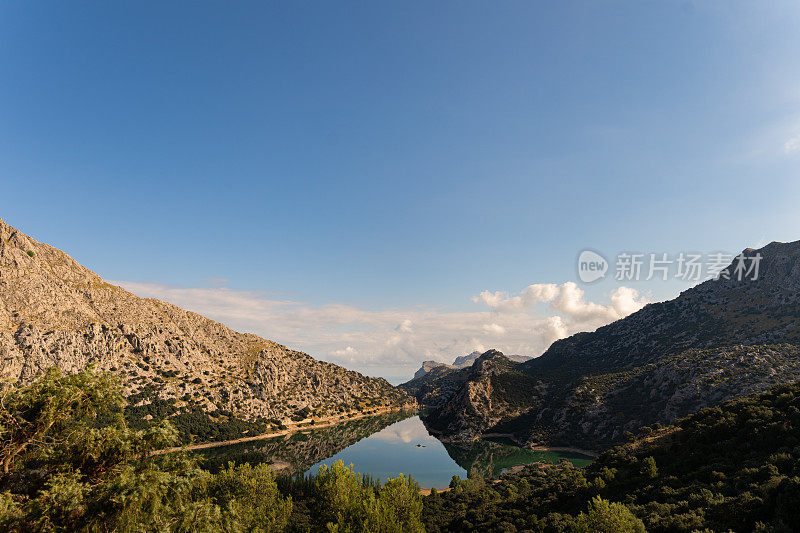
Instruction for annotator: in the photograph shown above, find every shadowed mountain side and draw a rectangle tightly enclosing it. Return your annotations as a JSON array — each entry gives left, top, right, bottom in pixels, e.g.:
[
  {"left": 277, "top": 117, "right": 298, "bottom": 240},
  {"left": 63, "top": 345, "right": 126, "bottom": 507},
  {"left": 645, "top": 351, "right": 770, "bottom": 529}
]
[
  {"left": 412, "top": 351, "right": 532, "bottom": 380},
  {"left": 407, "top": 241, "right": 800, "bottom": 449}
]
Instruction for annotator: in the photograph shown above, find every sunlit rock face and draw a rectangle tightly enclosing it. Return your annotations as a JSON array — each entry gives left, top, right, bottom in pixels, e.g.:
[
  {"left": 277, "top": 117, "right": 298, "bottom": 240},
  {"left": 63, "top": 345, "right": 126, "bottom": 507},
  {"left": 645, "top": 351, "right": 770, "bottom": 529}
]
[{"left": 0, "top": 217, "right": 410, "bottom": 427}]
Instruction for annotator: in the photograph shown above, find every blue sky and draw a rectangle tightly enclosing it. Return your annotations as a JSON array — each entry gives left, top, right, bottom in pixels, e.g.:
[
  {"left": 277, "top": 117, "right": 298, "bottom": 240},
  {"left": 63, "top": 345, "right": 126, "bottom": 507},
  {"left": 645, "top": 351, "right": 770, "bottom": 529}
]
[{"left": 2, "top": 2, "right": 800, "bottom": 381}]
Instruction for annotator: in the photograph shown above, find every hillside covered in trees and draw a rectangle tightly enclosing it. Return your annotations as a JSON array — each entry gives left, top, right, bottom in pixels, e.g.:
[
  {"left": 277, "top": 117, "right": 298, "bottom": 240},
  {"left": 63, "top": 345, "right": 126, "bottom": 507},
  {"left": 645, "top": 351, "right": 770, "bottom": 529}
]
[
  {"left": 0, "top": 367, "right": 423, "bottom": 532},
  {"left": 423, "top": 379, "right": 800, "bottom": 532},
  {"left": 1, "top": 367, "right": 799, "bottom": 531}
]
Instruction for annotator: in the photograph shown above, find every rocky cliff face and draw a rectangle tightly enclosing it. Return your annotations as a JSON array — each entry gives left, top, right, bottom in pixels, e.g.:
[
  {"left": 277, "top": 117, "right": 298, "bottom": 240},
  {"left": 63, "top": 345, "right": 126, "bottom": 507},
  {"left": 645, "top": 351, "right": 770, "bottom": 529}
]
[
  {"left": 452, "top": 351, "right": 486, "bottom": 368},
  {"left": 0, "top": 218, "right": 409, "bottom": 430},
  {"left": 413, "top": 360, "right": 455, "bottom": 380},
  {"left": 409, "top": 350, "right": 531, "bottom": 380},
  {"left": 415, "top": 240, "right": 800, "bottom": 449},
  {"left": 424, "top": 350, "right": 517, "bottom": 440}
]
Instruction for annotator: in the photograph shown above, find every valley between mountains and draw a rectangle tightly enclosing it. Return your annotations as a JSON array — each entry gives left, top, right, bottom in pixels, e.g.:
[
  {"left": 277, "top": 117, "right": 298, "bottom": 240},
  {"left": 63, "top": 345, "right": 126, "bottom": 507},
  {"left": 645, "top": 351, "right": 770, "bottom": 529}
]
[{"left": 3, "top": 215, "right": 800, "bottom": 459}]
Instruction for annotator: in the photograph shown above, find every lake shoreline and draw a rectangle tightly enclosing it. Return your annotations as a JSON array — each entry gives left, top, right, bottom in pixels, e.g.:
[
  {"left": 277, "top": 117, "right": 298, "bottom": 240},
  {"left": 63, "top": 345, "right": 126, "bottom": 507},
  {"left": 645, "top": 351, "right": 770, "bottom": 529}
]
[
  {"left": 429, "top": 429, "right": 600, "bottom": 459},
  {"left": 417, "top": 457, "right": 589, "bottom": 493},
  {"left": 527, "top": 446, "right": 600, "bottom": 458},
  {"left": 155, "top": 403, "right": 418, "bottom": 455},
  {"left": 181, "top": 412, "right": 597, "bottom": 491}
]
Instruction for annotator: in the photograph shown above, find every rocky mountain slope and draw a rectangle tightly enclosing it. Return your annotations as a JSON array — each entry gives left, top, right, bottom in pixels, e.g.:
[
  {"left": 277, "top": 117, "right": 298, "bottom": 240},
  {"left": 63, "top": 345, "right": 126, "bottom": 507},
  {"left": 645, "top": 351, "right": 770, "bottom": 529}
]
[
  {"left": 0, "top": 218, "right": 410, "bottom": 437},
  {"left": 410, "top": 351, "right": 531, "bottom": 380},
  {"left": 412, "top": 240, "right": 800, "bottom": 448},
  {"left": 423, "top": 380, "right": 800, "bottom": 532},
  {"left": 453, "top": 350, "right": 530, "bottom": 367},
  {"left": 403, "top": 353, "right": 534, "bottom": 409},
  {"left": 413, "top": 360, "right": 456, "bottom": 380},
  {"left": 422, "top": 350, "right": 523, "bottom": 440}
]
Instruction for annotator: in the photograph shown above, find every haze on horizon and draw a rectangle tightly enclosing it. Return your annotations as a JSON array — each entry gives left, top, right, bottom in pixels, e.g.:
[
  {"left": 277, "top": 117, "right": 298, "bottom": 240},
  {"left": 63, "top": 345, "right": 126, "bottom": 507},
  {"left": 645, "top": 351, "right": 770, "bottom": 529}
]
[{"left": 2, "top": 2, "right": 800, "bottom": 382}]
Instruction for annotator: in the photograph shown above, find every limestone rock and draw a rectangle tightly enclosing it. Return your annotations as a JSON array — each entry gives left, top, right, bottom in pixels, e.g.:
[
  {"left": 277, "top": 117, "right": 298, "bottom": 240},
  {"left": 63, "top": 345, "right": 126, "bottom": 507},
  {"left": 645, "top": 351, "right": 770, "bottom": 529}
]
[{"left": 0, "top": 217, "right": 410, "bottom": 427}]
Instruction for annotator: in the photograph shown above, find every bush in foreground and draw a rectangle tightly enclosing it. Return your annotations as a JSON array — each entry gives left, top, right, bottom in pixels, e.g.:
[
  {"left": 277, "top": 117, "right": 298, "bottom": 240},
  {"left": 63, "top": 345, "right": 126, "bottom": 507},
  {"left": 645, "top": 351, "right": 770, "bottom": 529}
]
[{"left": 0, "top": 367, "right": 422, "bottom": 532}]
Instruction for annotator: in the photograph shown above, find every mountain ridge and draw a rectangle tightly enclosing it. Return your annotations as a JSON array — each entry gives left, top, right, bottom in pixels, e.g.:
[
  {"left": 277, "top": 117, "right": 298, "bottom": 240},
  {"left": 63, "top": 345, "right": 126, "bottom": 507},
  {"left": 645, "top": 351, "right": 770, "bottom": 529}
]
[
  {"left": 411, "top": 350, "right": 531, "bottom": 380},
  {"left": 0, "top": 217, "right": 410, "bottom": 437},
  {"left": 411, "top": 239, "right": 800, "bottom": 448}
]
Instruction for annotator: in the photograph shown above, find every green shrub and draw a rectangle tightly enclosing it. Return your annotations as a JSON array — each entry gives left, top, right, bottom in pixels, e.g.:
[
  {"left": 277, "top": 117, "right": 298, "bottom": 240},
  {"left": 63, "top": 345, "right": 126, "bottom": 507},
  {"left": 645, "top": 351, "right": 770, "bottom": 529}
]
[
  {"left": 572, "top": 496, "right": 645, "bottom": 533},
  {"left": 208, "top": 462, "right": 292, "bottom": 532},
  {"left": 311, "top": 460, "right": 424, "bottom": 532}
]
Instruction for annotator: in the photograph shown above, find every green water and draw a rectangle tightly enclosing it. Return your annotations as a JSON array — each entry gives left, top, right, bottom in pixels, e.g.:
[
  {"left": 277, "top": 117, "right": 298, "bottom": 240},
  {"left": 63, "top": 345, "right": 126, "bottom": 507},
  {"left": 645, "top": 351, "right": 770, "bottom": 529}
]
[{"left": 198, "top": 412, "right": 593, "bottom": 490}]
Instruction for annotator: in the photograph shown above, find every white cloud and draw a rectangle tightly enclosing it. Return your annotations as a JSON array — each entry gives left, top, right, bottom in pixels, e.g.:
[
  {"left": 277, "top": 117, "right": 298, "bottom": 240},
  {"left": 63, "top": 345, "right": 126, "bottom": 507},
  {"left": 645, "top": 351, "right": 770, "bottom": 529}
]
[
  {"left": 609, "top": 286, "right": 650, "bottom": 316},
  {"left": 482, "top": 323, "right": 506, "bottom": 335},
  {"left": 395, "top": 319, "right": 413, "bottom": 333},
  {"left": 474, "top": 281, "right": 649, "bottom": 331},
  {"left": 472, "top": 283, "right": 559, "bottom": 312},
  {"left": 332, "top": 346, "right": 358, "bottom": 359},
  {"left": 112, "top": 279, "right": 649, "bottom": 383},
  {"left": 784, "top": 135, "right": 800, "bottom": 154},
  {"left": 369, "top": 417, "right": 437, "bottom": 443},
  {"left": 537, "top": 316, "right": 569, "bottom": 348}
]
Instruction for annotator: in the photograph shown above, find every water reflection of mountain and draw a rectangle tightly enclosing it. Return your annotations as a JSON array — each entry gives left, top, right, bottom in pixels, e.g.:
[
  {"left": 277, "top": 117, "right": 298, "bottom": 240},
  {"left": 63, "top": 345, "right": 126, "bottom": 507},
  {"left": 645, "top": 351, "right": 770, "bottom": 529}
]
[
  {"left": 197, "top": 412, "right": 593, "bottom": 485},
  {"left": 442, "top": 439, "right": 594, "bottom": 479},
  {"left": 197, "top": 410, "right": 415, "bottom": 475}
]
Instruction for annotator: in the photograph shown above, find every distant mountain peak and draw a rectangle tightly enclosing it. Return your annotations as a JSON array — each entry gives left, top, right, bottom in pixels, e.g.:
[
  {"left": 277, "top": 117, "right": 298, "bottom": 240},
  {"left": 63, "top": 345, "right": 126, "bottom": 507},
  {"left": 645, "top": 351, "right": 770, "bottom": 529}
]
[
  {"left": 408, "top": 350, "right": 531, "bottom": 382},
  {"left": 475, "top": 349, "right": 505, "bottom": 362},
  {"left": 452, "top": 351, "right": 483, "bottom": 367}
]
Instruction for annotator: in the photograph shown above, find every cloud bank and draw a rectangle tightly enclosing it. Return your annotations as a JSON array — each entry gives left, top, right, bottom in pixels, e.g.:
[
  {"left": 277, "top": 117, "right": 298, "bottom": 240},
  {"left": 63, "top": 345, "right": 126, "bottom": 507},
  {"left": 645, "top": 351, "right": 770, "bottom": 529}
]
[{"left": 113, "top": 280, "right": 649, "bottom": 383}]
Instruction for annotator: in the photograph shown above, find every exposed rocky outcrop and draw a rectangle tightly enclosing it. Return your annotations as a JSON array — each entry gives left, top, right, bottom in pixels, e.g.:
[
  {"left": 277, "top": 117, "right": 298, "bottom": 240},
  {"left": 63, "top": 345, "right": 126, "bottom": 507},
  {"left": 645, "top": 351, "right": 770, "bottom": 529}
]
[
  {"left": 409, "top": 350, "right": 531, "bottom": 380},
  {"left": 424, "top": 350, "right": 516, "bottom": 441},
  {"left": 452, "top": 351, "right": 484, "bottom": 368},
  {"left": 453, "top": 350, "right": 531, "bottom": 368},
  {"left": 401, "top": 364, "right": 470, "bottom": 407},
  {"left": 0, "top": 218, "right": 410, "bottom": 431},
  {"left": 412, "top": 240, "right": 800, "bottom": 449},
  {"left": 413, "top": 360, "right": 455, "bottom": 380}
]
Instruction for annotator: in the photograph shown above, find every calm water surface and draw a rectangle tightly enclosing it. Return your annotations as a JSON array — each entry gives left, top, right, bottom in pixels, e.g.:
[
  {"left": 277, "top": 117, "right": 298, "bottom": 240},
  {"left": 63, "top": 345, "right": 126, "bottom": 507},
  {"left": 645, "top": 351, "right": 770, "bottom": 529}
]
[
  {"left": 305, "top": 416, "right": 468, "bottom": 489},
  {"left": 200, "top": 413, "right": 593, "bottom": 490}
]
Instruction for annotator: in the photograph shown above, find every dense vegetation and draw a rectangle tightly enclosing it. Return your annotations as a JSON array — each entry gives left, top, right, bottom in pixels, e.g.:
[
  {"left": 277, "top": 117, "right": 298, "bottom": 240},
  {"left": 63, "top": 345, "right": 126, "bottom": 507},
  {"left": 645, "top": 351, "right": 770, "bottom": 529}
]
[
  {"left": 3, "top": 366, "right": 800, "bottom": 531},
  {"left": 424, "top": 380, "right": 800, "bottom": 532},
  {"left": 125, "top": 384, "right": 272, "bottom": 444},
  {"left": 0, "top": 367, "right": 422, "bottom": 532}
]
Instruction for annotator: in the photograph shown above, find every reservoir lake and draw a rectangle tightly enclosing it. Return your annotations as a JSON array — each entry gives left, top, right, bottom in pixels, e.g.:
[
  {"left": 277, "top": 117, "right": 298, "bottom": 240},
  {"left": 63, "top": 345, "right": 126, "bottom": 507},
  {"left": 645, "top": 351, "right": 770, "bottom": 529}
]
[{"left": 198, "top": 412, "right": 593, "bottom": 490}]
